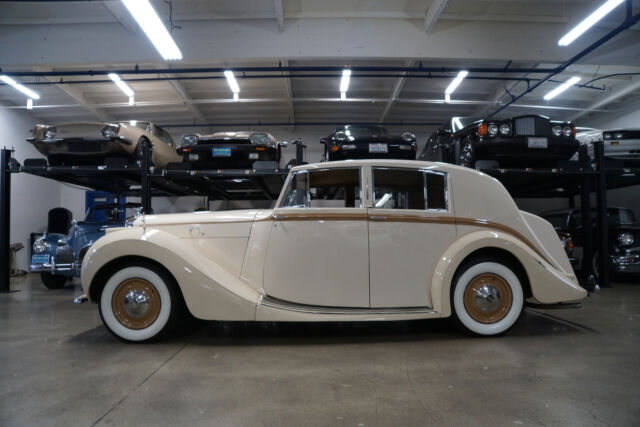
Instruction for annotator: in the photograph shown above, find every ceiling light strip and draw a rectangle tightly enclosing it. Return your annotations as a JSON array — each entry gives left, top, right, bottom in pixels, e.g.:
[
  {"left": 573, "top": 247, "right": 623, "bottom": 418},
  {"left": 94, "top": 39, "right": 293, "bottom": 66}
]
[
  {"left": 0, "top": 75, "right": 40, "bottom": 99},
  {"left": 558, "top": 0, "right": 625, "bottom": 46},
  {"left": 543, "top": 76, "right": 582, "bottom": 100},
  {"left": 121, "top": 0, "right": 182, "bottom": 60}
]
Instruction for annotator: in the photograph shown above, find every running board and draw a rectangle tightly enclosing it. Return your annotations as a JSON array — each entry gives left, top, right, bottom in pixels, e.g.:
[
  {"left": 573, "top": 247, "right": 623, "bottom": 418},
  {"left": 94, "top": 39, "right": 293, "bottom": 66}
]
[
  {"left": 259, "top": 295, "right": 436, "bottom": 315},
  {"left": 526, "top": 302, "right": 583, "bottom": 310}
]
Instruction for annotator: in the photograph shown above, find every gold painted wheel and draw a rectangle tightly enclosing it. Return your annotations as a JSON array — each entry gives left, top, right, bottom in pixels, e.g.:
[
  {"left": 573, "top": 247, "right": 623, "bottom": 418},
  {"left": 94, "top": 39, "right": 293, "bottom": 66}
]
[
  {"left": 111, "top": 278, "right": 161, "bottom": 330},
  {"left": 463, "top": 273, "right": 513, "bottom": 324}
]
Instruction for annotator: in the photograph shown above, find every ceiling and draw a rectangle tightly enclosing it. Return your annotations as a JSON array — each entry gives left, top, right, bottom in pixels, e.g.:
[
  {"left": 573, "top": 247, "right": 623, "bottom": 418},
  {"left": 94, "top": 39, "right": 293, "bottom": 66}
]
[{"left": 0, "top": 0, "right": 639, "bottom": 131}]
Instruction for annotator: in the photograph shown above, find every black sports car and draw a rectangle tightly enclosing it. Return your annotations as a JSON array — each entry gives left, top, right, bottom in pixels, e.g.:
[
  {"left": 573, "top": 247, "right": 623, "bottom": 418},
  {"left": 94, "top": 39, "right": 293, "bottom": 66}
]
[
  {"left": 177, "top": 131, "right": 284, "bottom": 169},
  {"left": 419, "top": 115, "right": 579, "bottom": 168},
  {"left": 321, "top": 125, "right": 417, "bottom": 161}
]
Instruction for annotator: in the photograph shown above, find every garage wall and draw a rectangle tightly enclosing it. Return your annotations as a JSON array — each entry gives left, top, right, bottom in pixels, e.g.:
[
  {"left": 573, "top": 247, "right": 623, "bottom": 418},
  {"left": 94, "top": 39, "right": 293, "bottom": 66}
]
[{"left": 0, "top": 105, "right": 65, "bottom": 269}]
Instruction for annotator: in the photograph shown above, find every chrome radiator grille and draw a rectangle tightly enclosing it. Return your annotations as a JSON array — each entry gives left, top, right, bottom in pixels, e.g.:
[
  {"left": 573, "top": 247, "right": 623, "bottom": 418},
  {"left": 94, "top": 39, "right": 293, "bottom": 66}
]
[{"left": 514, "top": 117, "right": 535, "bottom": 136}]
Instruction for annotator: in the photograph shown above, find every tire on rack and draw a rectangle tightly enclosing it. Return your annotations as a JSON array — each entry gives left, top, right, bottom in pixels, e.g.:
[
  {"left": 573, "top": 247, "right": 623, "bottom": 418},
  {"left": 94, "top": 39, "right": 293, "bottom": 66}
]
[
  {"left": 40, "top": 272, "right": 68, "bottom": 289},
  {"left": 451, "top": 257, "right": 525, "bottom": 336},
  {"left": 98, "top": 261, "right": 185, "bottom": 342}
]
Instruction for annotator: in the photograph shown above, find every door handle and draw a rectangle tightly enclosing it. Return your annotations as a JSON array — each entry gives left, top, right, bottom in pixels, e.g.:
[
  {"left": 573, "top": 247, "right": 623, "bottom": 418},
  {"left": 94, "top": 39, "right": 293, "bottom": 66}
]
[
  {"left": 369, "top": 215, "right": 387, "bottom": 221},
  {"left": 272, "top": 214, "right": 288, "bottom": 220}
]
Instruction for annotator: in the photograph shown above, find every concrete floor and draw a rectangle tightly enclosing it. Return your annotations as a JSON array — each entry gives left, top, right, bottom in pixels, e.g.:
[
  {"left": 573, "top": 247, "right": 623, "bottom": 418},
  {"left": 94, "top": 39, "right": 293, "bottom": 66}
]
[{"left": 1, "top": 275, "right": 639, "bottom": 427}]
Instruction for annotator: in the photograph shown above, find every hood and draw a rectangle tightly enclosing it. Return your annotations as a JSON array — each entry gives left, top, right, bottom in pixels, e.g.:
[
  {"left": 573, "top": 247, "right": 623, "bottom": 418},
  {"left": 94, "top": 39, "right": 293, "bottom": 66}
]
[{"left": 33, "top": 122, "right": 113, "bottom": 140}]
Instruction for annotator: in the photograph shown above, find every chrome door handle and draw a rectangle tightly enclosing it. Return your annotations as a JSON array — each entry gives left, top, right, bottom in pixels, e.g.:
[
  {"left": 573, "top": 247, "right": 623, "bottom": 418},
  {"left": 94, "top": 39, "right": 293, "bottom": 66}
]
[
  {"left": 369, "top": 215, "right": 387, "bottom": 220},
  {"left": 272, "top": 214, "right": 288, "bottom": 220},
  {"left": 188, "top": 224, "right": 201, "bottom": 231}
]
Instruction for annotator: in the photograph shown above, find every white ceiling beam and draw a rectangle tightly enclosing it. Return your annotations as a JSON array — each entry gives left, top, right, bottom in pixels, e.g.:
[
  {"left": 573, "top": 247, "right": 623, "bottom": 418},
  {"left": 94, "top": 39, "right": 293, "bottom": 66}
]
[
  {"left": 166, "top": 79, "right": 208, "bottom": 123},
  {"left": 425, "top": 0, "right": 448, "bottom": 33},
  {"left": 102, "top": 1, "right": 139, "bottom": 35},
  {"left": 274, "top": 0, "right": 284, "bottom": 32},
  {"left": 379, "top": 60, "right": 414, "bottom": 122}
]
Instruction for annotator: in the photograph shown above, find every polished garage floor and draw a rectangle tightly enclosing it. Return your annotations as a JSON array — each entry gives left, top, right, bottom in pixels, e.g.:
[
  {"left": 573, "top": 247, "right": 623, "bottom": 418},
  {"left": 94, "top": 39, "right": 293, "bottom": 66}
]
[{"left": 1, "top": 275, "right": 639, "bottom": 426}]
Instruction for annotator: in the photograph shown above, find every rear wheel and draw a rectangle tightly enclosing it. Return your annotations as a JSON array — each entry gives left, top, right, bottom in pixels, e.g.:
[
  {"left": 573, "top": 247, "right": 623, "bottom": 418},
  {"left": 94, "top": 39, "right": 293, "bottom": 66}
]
[
  {"left": 451, "top": 259, "right": 524, "bottom": 336},
  {"left": 40, "top": 272, "right": 67, "bottom": 289},
  {"left": 99, "top": 263, "right": 183, "bottom": 342}
]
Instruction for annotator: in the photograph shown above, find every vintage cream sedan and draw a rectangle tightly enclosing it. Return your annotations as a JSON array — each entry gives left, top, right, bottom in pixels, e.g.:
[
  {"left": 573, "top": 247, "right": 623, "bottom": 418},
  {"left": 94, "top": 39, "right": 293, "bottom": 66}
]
[{"left": 79, "top": 160, "right": 587, "bottom": 342}]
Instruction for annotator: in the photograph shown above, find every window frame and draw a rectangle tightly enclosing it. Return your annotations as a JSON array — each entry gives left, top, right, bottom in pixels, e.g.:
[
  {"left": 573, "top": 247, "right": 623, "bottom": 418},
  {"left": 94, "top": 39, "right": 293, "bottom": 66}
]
[
  {"left": 278, "top": 166, "right": 364, "bottom": 209},
  {"left": 370, "top": 166, "right": 449, "bottom": 212}
]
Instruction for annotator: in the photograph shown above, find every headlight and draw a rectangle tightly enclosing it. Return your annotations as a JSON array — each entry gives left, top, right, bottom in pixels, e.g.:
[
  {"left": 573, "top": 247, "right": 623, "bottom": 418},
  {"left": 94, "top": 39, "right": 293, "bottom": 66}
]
[
  {"left": 487, "top": 123, "right": 498, "bottom": 137},
  {"left": 499, "top": 123, "right": 511, "bottom": 136},
  {"left": 563, "top": 126, "right": 572, "bottom": 137},
  {"left": 33, "top": 238, "right": 51, "bottom": 253},
  {"left": 401, "top": 132, "right": 416, "bottom": 142},
  {"left": 101, "top": 125, "right": 119, "bottom": 138},
  {"left": 603, "top": 132, "right": 612, "bottom": 140},
  {"left": 335, "top": 131, "right": 348, "bottom": 142},
  {"left": 614, "top": 132, "right": 624, "bottom": 139},
  {"left": 44, "top": 127, "right": 57, "bottom": 139},
  {"left": 618, "top": 233, "right": 634, "bottom": 247},
  {"left": 181, "top": 134, "right": 199, "bottom": 146},
  {"left": 552, "top": 125, "right": 562, "bottom": 136},
  {"left": 249, "top": 133, "right": 270, "bottom": 145}
]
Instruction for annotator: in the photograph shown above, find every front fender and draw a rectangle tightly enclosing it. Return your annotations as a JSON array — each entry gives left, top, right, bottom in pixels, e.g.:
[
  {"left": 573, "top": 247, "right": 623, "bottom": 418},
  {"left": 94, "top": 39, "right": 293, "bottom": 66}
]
[
  {"left": 430, "top": 230, "right": 587, "bottom": 317},
  {"left": 81, "top": 228, "right": 259, "bottom": 320}
]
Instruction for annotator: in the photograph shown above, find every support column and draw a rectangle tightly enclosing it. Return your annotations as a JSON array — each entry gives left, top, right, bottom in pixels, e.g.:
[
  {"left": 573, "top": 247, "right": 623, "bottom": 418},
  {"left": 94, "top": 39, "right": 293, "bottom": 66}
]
[
  {"left": 580, "top": 172, "right": 595, "bottom": 290},
  {"left": 595, "top": 140, "right": 609, "bottom": 287},
  {"left": 140, "top": 139, "right": 153, "bottom": 214},
  {"left": 0, "top": 149, "right": 12, "bottom": 292}
]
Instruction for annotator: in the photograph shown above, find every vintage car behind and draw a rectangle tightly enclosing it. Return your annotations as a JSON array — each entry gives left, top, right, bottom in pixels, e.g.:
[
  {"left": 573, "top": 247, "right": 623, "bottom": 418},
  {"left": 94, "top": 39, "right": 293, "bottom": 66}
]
[
  {"left": 602, "top": 129, "right": 640, "bottom": 161},
  {"left": 79, "top": 159, "right": 586, "bottom": 342},
  {"left": 177, "top": 131, "right": 283, "bottom": 169},
  {"left": 31, "top": 203, "right": 139, "bottom": 289},
  {"left": 27, "top": 121, "right": 181, "bottom": 167},
  {"left": 542, "top": 207, "right": 640, "bottom": 276},
  {"left": 419, "top": 115, "right": 579, "bottom": 168},
  {"left": 321, "top": 125, "right": 417, "bottom": 161}
]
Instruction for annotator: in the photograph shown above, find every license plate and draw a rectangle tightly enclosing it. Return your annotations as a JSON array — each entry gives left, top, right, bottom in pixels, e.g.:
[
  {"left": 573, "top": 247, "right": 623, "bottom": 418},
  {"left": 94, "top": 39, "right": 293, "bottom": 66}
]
[
  {"left": 31, "top": 254, "right": 50, "bottom": 264},
  {"left": 369, "top": 143, "right": 388, "bottom": 153},
  {"left": 249, "top": 153, "right": 259, "bottom": 159},
  {"left": 528, "top": 137, "right": 548, "bottom": 149},
  {"left": 212, "top": 147, "right": 232, "bottom": 157}
]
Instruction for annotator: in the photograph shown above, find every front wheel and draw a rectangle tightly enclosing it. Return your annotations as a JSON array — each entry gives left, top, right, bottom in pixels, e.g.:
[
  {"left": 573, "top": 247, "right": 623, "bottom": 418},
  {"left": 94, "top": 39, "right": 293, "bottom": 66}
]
[
  {"left": 40, "top": 272, "right": 67, "bottom": 289},
  {"left": 451, "top": 259, "right": 524, "bottom": 336},
  {"left": 99, "top": 263, "right": 183, "bottom": 342}
]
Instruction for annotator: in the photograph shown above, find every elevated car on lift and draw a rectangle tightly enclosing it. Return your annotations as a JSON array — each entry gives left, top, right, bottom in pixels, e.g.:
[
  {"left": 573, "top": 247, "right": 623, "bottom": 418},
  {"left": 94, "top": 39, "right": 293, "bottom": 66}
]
[{"left": 321, "top": 125, "right": 417, "bottom": 161}]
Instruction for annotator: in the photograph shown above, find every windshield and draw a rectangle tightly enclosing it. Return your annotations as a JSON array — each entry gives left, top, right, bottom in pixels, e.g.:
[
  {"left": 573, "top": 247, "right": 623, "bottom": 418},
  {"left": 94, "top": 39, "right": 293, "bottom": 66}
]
[
  {"left": 451, "top": 117, "right": 482, "bottom": 132},
  {"left": 119, "top": 121, "right": 151, "bottom": 131},
  {"left": 339, "top": 126, "right": 388, "bottom": 137}
]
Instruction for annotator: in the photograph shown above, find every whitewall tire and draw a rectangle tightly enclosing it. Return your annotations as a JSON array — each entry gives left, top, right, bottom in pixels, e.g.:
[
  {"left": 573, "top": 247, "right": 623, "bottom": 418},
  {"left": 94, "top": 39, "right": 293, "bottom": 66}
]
[
  {"left": 99, "top": 265, "right": 178, "bottom": 342},
  {"left": 452, "top": 260, "right": 524, "bottom": 336}
]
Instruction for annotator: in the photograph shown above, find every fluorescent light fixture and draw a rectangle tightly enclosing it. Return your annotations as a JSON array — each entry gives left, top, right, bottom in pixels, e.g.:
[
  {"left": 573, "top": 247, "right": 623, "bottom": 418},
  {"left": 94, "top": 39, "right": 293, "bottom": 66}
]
[
  {"left": 445, "top": 70, "right": 469, "bottom": 95},
  {"left": 558, "top": 0, "right": 625, "bottom": 46},
  {"left": 224, "top": 70, "right": 240, "bottom": 93},
  {"left": 233, "top": 92, "right": 239, "bottom": 102},
  {"left": 341, "top": 92, "right": 346, "bottom": 100},
  {"left": 375, "top": 193, "right": 392, "bottom": 208},
  {"left": 129, "top": 96, "right": 135, "bottom": 106},
  {"left": 445, "top": 93, "right": 451, "bottom": 103},
  {"left": 108, "top": 73, "right": 135, "bottom": 97},
  {"left": 544, "top": 76, "right": 582, "bottom": 100},
  {"left": 340, "top": 69, "right": 351, "bottom": 93},
  {"left": 121, "top": 0, "right": 182, "bottom": 60},
  {"left": 27, "top": 98, "right": 33, "bottom": 110},
  {"left": 0, "top": 75, "right": 40, "bottom": 99}
]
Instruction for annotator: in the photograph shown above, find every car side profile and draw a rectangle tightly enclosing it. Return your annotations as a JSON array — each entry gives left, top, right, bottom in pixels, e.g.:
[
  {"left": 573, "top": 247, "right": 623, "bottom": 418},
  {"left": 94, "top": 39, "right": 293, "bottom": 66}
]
[{"left": 79, "top": 160, "right": 587, "bottom": 342}]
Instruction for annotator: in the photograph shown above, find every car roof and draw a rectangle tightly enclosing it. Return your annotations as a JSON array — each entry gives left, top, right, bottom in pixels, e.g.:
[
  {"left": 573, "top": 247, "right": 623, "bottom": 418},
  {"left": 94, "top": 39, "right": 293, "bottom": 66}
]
[{"left": 290, "top": 159, "right": 473, "bottom": 174}]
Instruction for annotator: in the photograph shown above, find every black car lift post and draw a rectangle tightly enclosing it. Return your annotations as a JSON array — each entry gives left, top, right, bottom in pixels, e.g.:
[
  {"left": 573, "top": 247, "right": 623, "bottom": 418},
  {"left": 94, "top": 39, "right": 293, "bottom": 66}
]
[
  {"left": 595, "top": 140, "right": 609, "bottom": 287},
  {"left": 0, "top": 148, "right": 12, "bottom": 292},
  {"left": 140, "top": 139, "right": 153, "bottom": 214},
  {"left": 580, "top": 161, "right": 596, "bottom": 290}
]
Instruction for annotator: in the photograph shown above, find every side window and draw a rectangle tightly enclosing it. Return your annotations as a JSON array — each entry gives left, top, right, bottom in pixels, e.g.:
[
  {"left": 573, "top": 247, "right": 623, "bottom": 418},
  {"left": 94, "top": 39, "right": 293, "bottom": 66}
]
[
  {"left": 154, "top": 127, "right": 176, "bottom": 147},
  {"left": 280, "top": 168, "right": 362, "bottom": 208},
  {"left": 372, "top": 168, "right": 447, "bottom": 210}
]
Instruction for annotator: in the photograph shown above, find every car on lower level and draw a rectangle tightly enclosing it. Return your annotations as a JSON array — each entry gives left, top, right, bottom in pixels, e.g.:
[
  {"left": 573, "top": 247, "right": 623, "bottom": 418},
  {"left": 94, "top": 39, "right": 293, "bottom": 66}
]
[
  {"left": 541, "top": 207, "right": 640, "bottom": 276},
  {"left": 31, "top": 203, "right": 140, "bottom": 289},
  {"left": 177, "top": 131, "right": 285, "bottom": 169},
  {"left": 419, "top": 115, "right": 579, "bottom": 168},
  {"left": 78, "top": 159, "right": 585, "bottom": 342},
  {"left": 321, "top": 125, "right": 417, "bottom": 161}
]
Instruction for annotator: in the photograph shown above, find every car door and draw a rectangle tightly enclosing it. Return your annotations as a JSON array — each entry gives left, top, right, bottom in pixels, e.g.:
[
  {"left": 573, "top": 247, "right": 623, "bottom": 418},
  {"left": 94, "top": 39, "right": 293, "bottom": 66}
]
[
  {"left": 368, "top": 166, "right": 456, "bottom": 308},
  {"left": 263, "top": 166, "right": 369, "bottom": 307}
]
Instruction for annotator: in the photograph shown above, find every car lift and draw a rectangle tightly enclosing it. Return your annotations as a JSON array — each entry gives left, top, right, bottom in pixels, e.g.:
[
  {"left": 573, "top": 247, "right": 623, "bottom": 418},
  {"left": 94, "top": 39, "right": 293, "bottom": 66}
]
[{"left": 0, "top": 140, "right": 634, "bottom": 293}]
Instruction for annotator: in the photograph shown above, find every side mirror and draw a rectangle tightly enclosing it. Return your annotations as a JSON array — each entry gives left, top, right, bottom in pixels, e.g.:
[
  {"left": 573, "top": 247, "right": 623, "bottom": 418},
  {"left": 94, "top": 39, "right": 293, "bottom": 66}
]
[
  {"left": 280, "top": 141, "right": 288, "bottom": 148},
  {"left": 320, "top": 138, "right": 327, "bottom": 144}
]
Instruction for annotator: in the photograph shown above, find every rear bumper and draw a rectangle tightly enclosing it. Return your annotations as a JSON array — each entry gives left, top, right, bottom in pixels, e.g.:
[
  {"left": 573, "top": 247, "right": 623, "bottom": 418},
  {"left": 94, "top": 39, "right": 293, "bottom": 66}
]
[
  {"left": 178, "top": 144, "right": 278, "bottom": 168},
  {"left": 474, "top": 136, "right": 578, "bottom": 165},
  {"left": 329, "top": 144, "right": 416, "bottom": 161}
]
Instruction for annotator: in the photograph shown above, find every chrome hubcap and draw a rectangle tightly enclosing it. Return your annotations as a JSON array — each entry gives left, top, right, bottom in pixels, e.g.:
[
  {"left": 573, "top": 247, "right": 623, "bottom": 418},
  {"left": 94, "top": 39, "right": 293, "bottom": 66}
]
[
  {"left": 473, "top": 284, "right": 501, "bottom": 312},
  {"left": 123, "top": 289, "right": 151, "bottom": 318}
]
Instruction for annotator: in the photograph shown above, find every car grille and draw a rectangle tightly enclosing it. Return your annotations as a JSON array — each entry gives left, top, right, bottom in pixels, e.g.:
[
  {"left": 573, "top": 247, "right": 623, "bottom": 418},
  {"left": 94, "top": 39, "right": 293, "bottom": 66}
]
[{"left": 514, "top": 116, "right": 550, "bottom": 136}]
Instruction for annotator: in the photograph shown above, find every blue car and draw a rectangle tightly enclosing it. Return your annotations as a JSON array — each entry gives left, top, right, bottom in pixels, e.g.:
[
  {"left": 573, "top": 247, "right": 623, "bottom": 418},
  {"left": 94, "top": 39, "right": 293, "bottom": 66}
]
[{"left": 30, "top": 203, "right": 140, "bottom": 289}]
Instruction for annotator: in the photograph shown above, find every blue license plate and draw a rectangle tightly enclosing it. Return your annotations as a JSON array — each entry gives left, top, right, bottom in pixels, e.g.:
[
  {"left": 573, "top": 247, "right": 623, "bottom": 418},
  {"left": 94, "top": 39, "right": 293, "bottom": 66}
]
[
  {"left": 212, "top": 147, "right": 232, "bottom": 157},
  {"left": 31, "top": 254, "right": 50, "bottom": 264}
]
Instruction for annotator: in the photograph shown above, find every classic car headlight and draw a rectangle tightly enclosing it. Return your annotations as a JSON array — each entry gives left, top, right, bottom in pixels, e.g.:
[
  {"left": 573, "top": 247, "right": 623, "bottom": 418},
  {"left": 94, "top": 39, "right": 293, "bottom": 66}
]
[
  {"left": 44, "top": 127, "right": 57, "bottom": 139},
  {"left": 335, "top": 131, "right": 348, "bottom": 142},
  {"left": 563, "top": 126, "right": 572, "bottom": 137},
  {"left": 499, "top": 123, "right": 511, "bottom": 136},
  {"left": 618, "top": 233, "right": 634, "bottom": 247},
  {"left": 614, "top": 132, "right": 624, "bottom": 139},
  {"left": 552, "top": 125, "right": 562, "bottom": 136},
  {"left": 401, "top": 132, "right": 416, "bottom": 142},
  {"left": 181, "top": 134, "right": 199, "bottom": 146},
  {"left": 101, "top": 125, "right": 119, "bottom": 138},
  {"left": 487, "top": 123, "right": 499, "bottom": 137},
  {"left": 33, "top": 238, "right": 51, "bottom": 253},
  {"left": 250, "top": 133, "right": 271, "bottom": 145},
  {"left": 603, "top": 132, "right": 612, "bottom": 140}
]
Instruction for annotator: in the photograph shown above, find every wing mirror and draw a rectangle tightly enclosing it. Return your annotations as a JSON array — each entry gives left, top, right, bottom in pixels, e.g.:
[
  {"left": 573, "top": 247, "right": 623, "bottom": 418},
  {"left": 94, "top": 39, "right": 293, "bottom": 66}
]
[{"left": 280, "top": 141, "right": 288, "bottom": 148}]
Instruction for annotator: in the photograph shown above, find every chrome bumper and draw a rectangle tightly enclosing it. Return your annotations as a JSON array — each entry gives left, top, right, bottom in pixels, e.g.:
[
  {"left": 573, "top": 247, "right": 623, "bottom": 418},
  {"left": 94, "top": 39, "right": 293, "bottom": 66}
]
[
  {"left": 29, "top": 261, "right": 79, "bottom": 275},
  {"left": 611, "top": 253, "right": 640, "bottom": 273}
]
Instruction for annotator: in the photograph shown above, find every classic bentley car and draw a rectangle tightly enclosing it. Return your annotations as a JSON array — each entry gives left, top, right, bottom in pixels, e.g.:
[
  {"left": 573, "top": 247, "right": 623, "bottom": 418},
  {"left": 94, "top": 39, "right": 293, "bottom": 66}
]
[
  {"left": 177, "top": 131, "right": 284, "bottom": 169},
  {"left": 27, "top": 121, "right": 181, "bottom": 167},
  {"left": 321, "top": 125, "right": 417, "bottom": 161},
  {"left": 419, "top": 115, "right": 579, "bottom": 168},
  {"left": 78, "top": 160, "right": 586, "bottom": 342},
  {"left": 31, "top": 203, "right": 140, "bottom": 289},
  {"left": 542, "top": 207, "right": 640, "bottom": 276}
]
